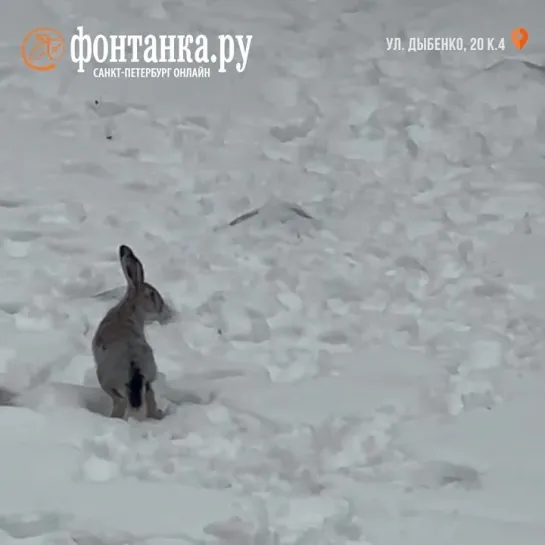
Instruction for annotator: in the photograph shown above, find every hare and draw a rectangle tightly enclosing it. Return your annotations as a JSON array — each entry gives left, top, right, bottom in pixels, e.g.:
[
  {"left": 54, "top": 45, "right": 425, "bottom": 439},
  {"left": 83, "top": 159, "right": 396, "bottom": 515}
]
[{"left": 92, "top": 244, "right": 173, "bottom": 420}]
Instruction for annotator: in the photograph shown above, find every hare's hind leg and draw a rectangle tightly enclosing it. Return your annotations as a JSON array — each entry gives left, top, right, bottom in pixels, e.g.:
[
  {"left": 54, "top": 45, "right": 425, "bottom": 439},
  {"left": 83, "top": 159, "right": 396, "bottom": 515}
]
[
  {"left": 145, "top": 383, "right": 164, "bottom": 420},
  {"left": 108, "top": 389, "right": 128, "bottom": 419}
]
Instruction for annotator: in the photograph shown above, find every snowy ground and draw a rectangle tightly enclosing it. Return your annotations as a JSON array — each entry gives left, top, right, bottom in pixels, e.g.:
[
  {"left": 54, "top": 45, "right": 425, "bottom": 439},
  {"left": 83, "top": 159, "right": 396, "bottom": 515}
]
[{"left": 1, "top": 0, "right": 545, "bottom": 543}]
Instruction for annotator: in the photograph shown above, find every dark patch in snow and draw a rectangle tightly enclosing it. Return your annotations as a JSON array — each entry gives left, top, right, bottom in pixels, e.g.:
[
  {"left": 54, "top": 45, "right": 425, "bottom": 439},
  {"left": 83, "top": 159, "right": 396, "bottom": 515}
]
[{"left": 225, "top": 198, "right": 316, "bottom": 228}]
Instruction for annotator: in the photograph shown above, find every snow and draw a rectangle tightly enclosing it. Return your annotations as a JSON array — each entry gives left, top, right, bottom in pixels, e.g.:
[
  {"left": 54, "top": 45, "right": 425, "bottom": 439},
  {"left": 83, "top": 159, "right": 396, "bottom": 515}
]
[{"left": 1, "top": 0, "right": 545, "bottom": 543}]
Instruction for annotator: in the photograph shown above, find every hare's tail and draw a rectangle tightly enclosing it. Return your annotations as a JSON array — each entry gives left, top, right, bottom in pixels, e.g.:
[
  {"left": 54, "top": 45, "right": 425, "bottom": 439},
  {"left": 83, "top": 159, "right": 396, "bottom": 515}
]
[{"left": 128, "top": 361, "right": 145, "bottom": 409}]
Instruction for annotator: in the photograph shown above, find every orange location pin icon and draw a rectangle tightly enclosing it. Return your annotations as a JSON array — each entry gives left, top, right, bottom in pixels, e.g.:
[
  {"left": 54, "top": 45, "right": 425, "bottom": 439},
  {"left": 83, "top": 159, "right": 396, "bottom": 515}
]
[{"left": 511, "top": 27, "right": 529, "bottom": 50}]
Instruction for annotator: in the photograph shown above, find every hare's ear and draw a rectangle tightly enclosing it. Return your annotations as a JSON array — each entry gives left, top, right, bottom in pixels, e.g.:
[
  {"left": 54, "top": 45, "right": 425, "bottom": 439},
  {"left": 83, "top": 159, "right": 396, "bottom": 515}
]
[{"left": 119, "top": 245, "right": 144, "bottom": 288}]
